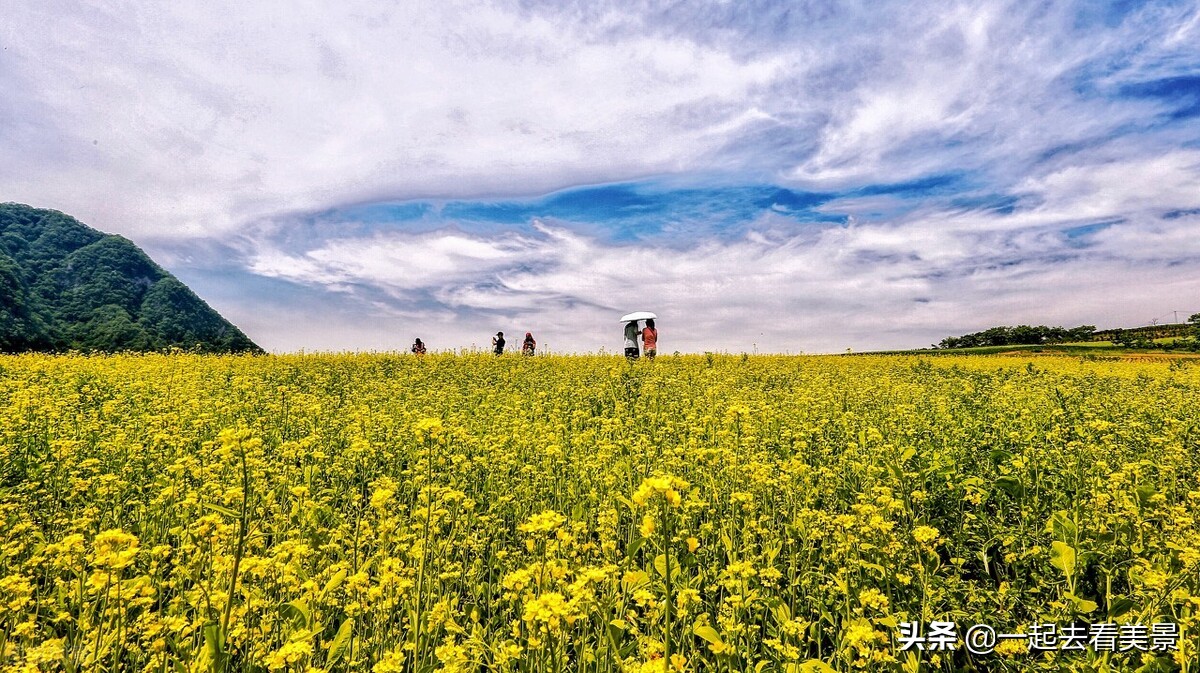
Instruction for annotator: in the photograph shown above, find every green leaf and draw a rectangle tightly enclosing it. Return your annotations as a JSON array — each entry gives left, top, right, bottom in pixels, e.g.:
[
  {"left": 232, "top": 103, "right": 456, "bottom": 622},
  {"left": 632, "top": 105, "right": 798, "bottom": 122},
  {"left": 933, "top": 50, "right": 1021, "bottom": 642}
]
[
  {"left": 692, "top": 624, "right": 724, "bottom": 647},
  {"left": 203, "top": 622, "right": 223, "bottom": 653},
  {"left": 202, "top": 502, "right": 238, "bottom": 518},
  {"left": 1135, "top": 484, "right": 1157, "bottom": 507},
  {"left": 606, "top": 622, "right": 631, "bottom": 656},
  {"left": 203, "top": 623, "right": 228, "bottom": 669},
  {"left": 280, "top": 600, "right": 311, "bottom": 630},
  {"left": 322, "top": 569, "right": 347, "bottom": 597},
  {"left": 625, "top": 536, "right": 647, "bottom": 560},
  {"left": 820, "top": 609, "right": 836, "bottom": 626},
  {"left": 763, "top": 540, "right": 782, "bottom": 564},
  {"left": 994, "top": 476, "right": 1024, "bottom": 498},
  {"left": 859, "top": 561, "right": 887, "bottom": 578},
  {"left": 773, "top": 602, "right": 792, "bottom": 623},
  {"left": 614, "top": 494, "right": 637, "bottom": 511},
  {"left": 1047, "top": 510, "right": 1078, "bottom": 543},
  {"left": 720, "top": 531, "right": 735, "bottom": 555},
  {"left": 653, "top": 554, "right": 678, "bottom": 579},
  {"left": 799, "top": 661, "right": 837, "bottom": 673},
  {"left": 1050, "top": 541, "right": 1076, "bottom": 577},
  {"left": 1108, "top": 597, "right": 1137, "bottom": 619},
  {"left": 989, "top": 449, "right": 1013, "bottom": 465},
  {"left": 621, "top": 570, "right": 649, "bottom": 589},
  {"left": 327, "top": 618, "right": 353, "bottom": 664}
]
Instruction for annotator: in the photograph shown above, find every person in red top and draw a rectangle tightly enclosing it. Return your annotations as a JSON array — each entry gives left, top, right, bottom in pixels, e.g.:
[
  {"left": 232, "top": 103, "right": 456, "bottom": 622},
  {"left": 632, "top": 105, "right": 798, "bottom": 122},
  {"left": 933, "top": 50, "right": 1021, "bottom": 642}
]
[{"left": 641, "top": 319, "right": 657, "bottom": 360}]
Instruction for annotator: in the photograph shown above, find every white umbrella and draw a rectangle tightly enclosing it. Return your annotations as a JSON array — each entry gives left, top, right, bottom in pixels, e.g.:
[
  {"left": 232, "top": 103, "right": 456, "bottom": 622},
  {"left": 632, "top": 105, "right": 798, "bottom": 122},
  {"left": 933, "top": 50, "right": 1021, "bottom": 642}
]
[{"left": 619, "top": 311, "right": 657, "bottom": 322}]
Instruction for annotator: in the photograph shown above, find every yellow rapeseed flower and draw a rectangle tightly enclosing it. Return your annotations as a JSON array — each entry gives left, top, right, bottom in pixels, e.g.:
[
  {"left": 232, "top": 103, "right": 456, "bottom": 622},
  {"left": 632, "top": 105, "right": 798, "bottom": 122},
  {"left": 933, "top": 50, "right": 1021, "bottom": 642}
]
[
  {"left": 90, "top": 529, "right": 139, "bottom": 571},
  {"left": 632, "top": 476, "right": 689, "bottom": 507}
]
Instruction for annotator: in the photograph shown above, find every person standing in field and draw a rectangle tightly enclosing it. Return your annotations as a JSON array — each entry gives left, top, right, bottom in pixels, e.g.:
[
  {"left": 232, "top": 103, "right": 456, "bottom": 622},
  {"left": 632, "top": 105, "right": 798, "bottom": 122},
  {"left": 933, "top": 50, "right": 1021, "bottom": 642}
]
[
  {"left": 522, "top": 332, "right": 536, "bottom": 356},
  {"left": 492, "top": 331, "right": 505, "bottom": 355},
  {"left": 411, "top": 338, "right": 426, "bottom": 355},
  {"left": 641, "top": 319, "right": 657, "bottom": 360},
  {"left": 624, "top": 320, "right": 640, "bottom": 361}
]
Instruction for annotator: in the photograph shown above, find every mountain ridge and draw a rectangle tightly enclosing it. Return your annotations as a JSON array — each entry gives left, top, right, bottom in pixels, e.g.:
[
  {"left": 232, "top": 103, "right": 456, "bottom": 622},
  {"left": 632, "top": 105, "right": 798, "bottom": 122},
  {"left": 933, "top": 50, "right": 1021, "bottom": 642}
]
[{"left": 0, "top": 203, "right": 260, "bottom": 353}]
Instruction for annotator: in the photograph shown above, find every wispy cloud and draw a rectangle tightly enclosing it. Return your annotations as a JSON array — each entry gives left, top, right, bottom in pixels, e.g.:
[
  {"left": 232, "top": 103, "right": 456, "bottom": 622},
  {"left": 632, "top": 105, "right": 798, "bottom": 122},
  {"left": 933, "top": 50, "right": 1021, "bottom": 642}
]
[
  {"left": 236, "top": 179, "right": 1200, "bottom": 353},
  {"left": 1, "top": 1, "right": 786, "bottom": 238}
]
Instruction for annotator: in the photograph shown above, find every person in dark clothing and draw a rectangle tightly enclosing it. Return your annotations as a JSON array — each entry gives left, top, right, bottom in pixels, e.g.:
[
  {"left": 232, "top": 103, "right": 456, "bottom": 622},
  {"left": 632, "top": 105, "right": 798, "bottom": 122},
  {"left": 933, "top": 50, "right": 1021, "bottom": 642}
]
[
  {"left": 623, "top": 321, "right": 640, "bottom": 361},
  {"left": 411, "top": 338, "right": 426, "bottom": 355},
  {"left": 492, "top": 331, "right": 506, "bottom": 355}
]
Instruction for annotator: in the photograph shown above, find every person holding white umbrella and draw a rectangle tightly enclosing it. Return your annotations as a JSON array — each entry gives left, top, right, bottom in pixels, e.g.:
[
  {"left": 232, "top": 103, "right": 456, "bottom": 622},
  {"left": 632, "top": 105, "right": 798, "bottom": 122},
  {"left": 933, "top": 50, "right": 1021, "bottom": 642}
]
[
  {"left": 623, "top": 320, "right": 640, "bottom": 361},
  {"left": 619, "top": 311, "right": 657, "bottom": 361}
]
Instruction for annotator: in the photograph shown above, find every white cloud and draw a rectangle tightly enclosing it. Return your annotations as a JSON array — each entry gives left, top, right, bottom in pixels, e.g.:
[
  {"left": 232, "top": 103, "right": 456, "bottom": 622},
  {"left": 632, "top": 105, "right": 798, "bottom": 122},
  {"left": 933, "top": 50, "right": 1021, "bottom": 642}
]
[
  {"left": 1019, "top": 149, "right": 1200, "bottom": 220},
  {"left": 783, "top": 1, "right": 1200, "bottom": 189},
  {"left": 232, "top": 202, "right": 1200, "bottom": 353},
  {"left": 1, "top": 1, "right": 784, "bottom": 241}
]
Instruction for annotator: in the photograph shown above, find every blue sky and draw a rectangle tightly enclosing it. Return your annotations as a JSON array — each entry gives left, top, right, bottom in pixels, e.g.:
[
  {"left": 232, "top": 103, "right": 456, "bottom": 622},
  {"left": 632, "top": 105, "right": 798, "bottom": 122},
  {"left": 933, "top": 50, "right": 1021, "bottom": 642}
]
[{"left": 2, "top": 0, "right": 1199, "bottom": 352}]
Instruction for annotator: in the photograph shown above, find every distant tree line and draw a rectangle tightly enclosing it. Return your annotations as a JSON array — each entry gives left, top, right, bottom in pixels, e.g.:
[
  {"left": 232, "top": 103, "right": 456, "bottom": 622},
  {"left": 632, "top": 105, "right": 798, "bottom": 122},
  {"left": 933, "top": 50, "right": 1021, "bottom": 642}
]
[
  {"left": 937, "top": 316, "right": 1200, "bottom": 351},
  {"left": 936, "top": 325, "right": 1097, "bottom": 349},
  {"left": 1102, "top": 315, "right": 1200, "bottom": 351},
  {"left": 1092, "top": 323, "right": 1194, "bottom": 344}
]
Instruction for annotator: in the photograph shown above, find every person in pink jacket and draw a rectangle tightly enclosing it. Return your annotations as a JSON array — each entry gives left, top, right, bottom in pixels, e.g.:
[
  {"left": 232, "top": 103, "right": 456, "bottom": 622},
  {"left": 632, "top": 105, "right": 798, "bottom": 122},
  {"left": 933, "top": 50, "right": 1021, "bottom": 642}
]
[{"left": 641, "top": 319, "right": 658, "bottom": 360}]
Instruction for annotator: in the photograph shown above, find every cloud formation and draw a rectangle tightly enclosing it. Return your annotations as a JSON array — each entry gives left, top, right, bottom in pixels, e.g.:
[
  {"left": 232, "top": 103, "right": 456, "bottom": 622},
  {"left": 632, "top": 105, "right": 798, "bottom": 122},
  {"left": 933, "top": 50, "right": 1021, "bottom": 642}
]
[
  {"left": 2, "top": 1, "right": 785, "bottom": 238},
  {"left": 3, "top": 0, "right": 1199, "bottom": 351}
]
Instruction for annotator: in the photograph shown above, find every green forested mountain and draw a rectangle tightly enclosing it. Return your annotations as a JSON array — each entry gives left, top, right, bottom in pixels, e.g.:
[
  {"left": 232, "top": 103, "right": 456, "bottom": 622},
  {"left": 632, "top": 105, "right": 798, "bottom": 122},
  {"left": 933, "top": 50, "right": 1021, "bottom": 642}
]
[{"left": 0, "top": 203, "right": 260, "bottom": 353}]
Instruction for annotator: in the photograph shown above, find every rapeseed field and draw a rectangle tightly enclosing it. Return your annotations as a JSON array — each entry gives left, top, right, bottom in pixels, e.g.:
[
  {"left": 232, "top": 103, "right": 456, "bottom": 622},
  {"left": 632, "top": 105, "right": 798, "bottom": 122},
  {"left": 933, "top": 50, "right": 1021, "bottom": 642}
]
[{"left": 0, "top": 353, "right": 1197, "bottom": 672}]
